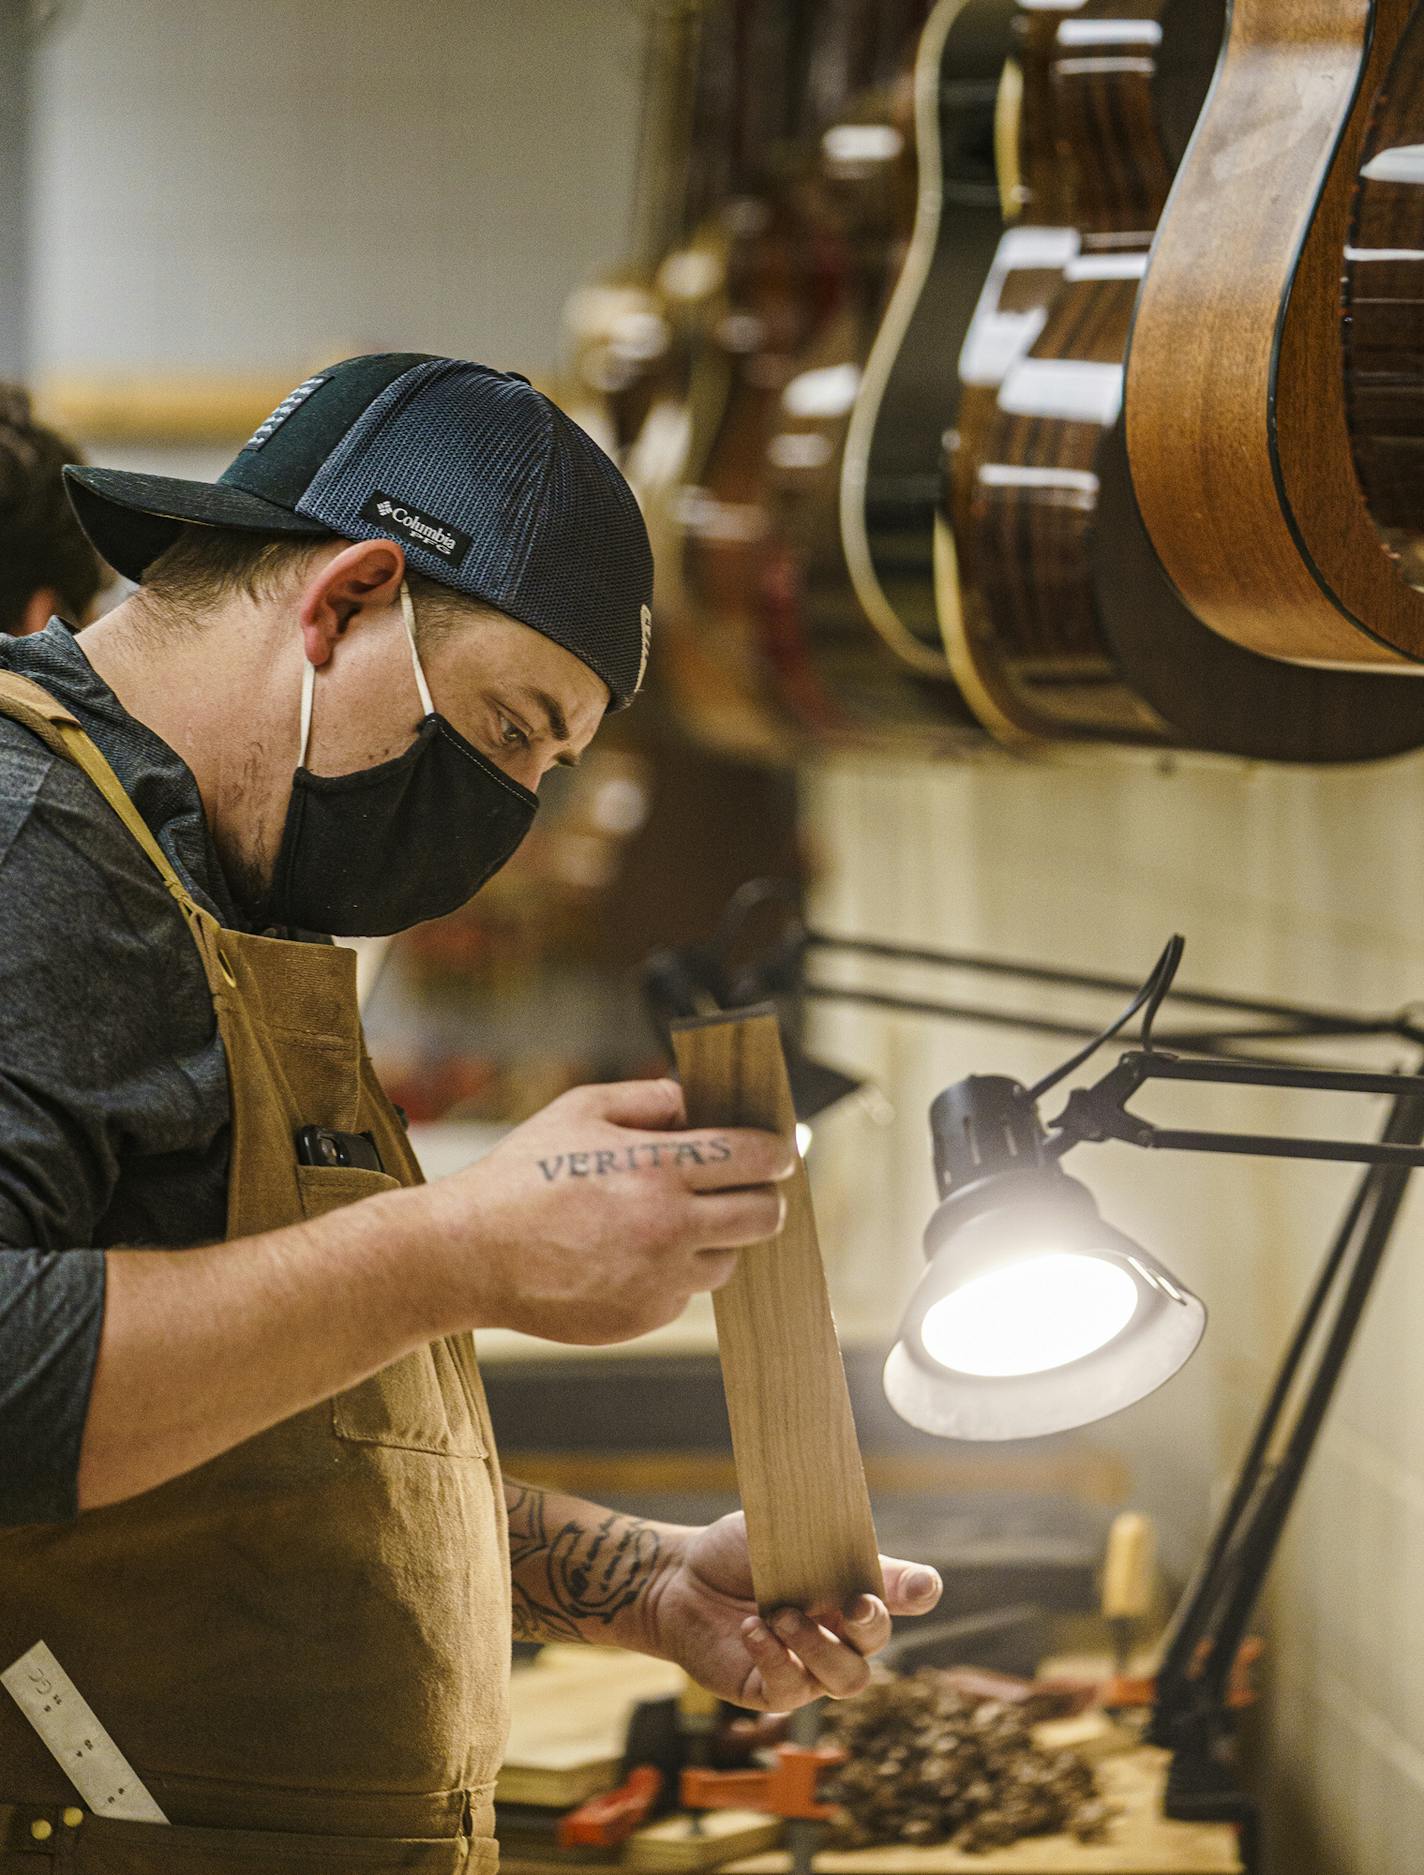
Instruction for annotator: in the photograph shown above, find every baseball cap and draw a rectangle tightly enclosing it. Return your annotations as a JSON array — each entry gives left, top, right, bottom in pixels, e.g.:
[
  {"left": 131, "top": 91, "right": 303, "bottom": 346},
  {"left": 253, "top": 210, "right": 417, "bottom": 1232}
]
[{"left": 63, "top": 353, "right": 654, "bottom": 708}]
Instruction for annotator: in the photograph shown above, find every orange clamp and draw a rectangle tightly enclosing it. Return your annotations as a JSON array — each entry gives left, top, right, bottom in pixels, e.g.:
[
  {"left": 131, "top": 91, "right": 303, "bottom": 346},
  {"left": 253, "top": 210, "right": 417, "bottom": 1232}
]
[
  {"left": 680, "top": 1744, "right": 847, "bottom": 1822},
  {"left": 558, "top": 1766, "right": 663, "bottom": 1849}
]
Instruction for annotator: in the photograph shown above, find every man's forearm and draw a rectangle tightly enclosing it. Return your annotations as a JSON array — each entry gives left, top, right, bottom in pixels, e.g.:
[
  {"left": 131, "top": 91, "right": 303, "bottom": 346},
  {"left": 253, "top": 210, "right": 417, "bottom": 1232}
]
[
  {"left": 77, "top": 1186, "right": 449, "bottom": 1513},
  {"left": 504, "top": 1477, "right": 685, "bottom": 1647}
]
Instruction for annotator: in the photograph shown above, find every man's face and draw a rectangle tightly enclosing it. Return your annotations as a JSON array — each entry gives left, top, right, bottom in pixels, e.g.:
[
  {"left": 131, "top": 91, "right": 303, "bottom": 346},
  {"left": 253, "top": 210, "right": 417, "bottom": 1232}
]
[
  {"left": 206, "top": 574, "right": 613, "bottom": 920},
  {"left": 302, "top": 599, "right": 609, "bottom": 795}
]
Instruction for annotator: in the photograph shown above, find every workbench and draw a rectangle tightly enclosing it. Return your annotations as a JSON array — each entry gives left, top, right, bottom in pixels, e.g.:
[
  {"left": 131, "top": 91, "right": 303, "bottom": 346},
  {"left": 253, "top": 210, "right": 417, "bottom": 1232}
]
[
  {"left": 499, "top": 1745, "right": 1241, "bottom": 1875},
  {"left": 715, "top": 1750, "right": 1240, "bottom": 1874}
]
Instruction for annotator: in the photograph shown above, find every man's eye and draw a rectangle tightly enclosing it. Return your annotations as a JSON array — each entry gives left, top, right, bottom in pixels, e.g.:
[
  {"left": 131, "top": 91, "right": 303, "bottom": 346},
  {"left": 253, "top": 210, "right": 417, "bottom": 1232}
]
[{"left": 497, "top": 714, "right": 530, "bottom": 749}]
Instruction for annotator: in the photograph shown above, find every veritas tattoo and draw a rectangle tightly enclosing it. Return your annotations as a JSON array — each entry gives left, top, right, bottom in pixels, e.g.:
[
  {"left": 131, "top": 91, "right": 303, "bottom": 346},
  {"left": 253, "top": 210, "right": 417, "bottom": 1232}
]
[
  {"left": 505, "top": 1480, "right": 663, "bottom": 1644},
  {"left": 536, "top": 1137, "right": 732, "bottom": 1183}
]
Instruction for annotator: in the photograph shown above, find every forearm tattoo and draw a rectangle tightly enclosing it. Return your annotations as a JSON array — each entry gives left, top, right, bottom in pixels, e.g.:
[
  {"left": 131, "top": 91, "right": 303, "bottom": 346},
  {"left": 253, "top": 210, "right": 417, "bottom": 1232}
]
[
  {"left": 506, "top": 1480, "right": 664, "bottom": 1644},
  {"left": 536, "top": 1136, "right": 732, "bottom": 1183}
]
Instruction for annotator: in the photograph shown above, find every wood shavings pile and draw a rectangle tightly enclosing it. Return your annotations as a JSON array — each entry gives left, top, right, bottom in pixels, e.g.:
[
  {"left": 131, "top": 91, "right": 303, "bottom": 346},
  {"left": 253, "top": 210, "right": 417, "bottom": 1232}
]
[{"left": 821, "top": 1670, "right": 1117, "bottom": 1854}]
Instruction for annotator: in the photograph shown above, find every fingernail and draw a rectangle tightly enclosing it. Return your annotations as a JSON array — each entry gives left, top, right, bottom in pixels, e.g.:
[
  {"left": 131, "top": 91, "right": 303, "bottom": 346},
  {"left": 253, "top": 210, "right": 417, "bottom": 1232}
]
[
  {"left": 745, "top": 1620, "right": 771, "bottom": 1647},
  {"left": 772, "top": 1609, "right": 801, "bottom": 1643},
  {"left": 846, "top": 1596, "right": 877, "bottom": 1627},
  {"left": 907, "top": 1568, "right": 940, "bottom": 1600}
]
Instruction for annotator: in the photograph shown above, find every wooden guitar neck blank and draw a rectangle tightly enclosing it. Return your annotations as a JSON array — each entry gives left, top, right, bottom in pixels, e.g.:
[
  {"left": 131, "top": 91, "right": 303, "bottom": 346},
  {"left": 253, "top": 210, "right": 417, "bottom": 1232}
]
[{"left": 671, "top": 1006, "right": 884, "bottom": 1618}]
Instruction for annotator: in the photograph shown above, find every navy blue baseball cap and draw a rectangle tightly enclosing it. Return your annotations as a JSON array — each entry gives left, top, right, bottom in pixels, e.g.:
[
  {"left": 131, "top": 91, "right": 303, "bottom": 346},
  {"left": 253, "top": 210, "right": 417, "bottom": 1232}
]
[{"left": 63, "top": 353, "right": 654, "bottom": 708}]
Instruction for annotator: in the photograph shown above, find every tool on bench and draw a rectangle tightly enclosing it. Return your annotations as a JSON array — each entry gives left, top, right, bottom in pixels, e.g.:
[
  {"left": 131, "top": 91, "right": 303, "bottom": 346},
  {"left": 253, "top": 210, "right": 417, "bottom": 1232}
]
[
  {"left": 682, "top": 1703, "right": 843, "bottom": 1875},
  {"left": 1103, "top": 1512, "right": 1157, "bottom": 1684},
  {"left": 555, "top": 1676, "right": 724, "bottom": 1851},
  {"left": 558, "top": 1766, "right": 665, "bottom": 1851},
  {"left": 679, "top": 1738, "right": 845, "bottom": 1824}
]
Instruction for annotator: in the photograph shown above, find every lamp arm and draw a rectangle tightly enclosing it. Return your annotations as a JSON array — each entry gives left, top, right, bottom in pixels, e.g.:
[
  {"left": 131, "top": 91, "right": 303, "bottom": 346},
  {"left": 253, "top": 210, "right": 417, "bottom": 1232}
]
[
  {"left": 1048, "top": 1051, "right": 1424, "bottom": 1169},
  {"left": 1151, "top": 1094, "right": 1424, "bottom": 1813},
  {"left": 804, "top": 925, "right": 1424, "bottom": 1050},
  {"left": 1149, "top": 1148, "right": 1386, "bottom": 1720},
  {"left": 802, "top": 982, "right": 1424, "bottom": 1066}
]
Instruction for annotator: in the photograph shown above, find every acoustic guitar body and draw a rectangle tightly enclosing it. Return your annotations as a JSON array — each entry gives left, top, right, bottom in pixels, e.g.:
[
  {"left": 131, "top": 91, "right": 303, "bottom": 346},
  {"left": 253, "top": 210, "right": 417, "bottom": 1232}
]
[
  {"left": 644, "top": 0, "right": 831, "bottom": 762},
  {"left": 942, "top": 0, "right": 1424, "bottom": 760},
  {"left": 1127, "top": 0, "right": 1424, "bottom": 668},
  {"left": 756, "top": 0, "right": 996, "bottom": 753},
  {"left": 942, "top": 0, "right": 1220, "bottom": 744},
  {"left": 1345, "top": 7, "right": 1424, "bottom": 589},
  {"left": 839, "top": 0, "right": 1013, "bottom": 686},
  {"left": 656, "top": 208, "right": 813, "bottom": 762}
]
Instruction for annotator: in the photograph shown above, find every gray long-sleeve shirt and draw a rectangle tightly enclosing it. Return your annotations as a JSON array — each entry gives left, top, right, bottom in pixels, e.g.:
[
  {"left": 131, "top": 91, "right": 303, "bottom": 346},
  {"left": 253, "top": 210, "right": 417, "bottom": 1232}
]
[{"left": 0, "top": 620, "right": 240, "bottom": 1525}]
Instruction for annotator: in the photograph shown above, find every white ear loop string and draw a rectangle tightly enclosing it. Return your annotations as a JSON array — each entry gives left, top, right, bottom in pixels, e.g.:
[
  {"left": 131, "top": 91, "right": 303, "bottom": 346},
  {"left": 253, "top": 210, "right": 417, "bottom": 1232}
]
[
  {"left": 400, "top": 580, "right": 437, "bottom": 718},
  {"left": 297, "top": 580, "right": 435, "bottom": 770},
  {"left": 298, "top": 653, "right": 316, "bottom": 769}
]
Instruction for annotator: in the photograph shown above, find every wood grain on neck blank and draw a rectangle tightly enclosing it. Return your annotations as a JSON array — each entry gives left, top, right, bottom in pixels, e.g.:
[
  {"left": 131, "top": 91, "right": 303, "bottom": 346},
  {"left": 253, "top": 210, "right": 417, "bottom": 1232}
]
[{"left": 671, "top": 1006, "right": 884, "bottom": 1617}]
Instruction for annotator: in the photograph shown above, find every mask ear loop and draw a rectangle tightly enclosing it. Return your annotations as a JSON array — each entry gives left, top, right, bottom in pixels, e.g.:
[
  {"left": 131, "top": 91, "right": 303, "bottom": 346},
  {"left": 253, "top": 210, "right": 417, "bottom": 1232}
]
[
  {"left": 298, "top": 653, "right": 316, "bottom": 770},
  {"left": 399, "top": 580, "right": 437, "bottom": 719},
  {"left": 299, "top": 583, "right": 434, "bottom": 768}
]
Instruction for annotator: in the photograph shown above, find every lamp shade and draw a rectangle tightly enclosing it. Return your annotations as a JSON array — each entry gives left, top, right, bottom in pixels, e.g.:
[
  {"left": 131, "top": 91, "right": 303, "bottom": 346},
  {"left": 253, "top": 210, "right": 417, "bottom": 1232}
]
[{"left": 885, "top": 1167, "right": 1206, "bottom": 1440}]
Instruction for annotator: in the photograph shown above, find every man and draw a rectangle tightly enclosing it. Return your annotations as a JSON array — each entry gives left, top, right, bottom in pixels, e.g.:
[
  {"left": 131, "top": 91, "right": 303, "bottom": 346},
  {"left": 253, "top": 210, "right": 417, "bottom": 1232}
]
[
  {"left": 0, "top": 383, "right": 105, "bottom": 634},
  {"left": 0, "top": 355, "right": 941, "bottom": 1869}
]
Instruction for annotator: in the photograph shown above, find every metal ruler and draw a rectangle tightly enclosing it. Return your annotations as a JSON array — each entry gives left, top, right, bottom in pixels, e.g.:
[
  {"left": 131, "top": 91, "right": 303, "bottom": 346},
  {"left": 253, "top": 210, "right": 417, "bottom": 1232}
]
[{"left": 1, "top": 1641, "right": 168, "bottom": 1824}]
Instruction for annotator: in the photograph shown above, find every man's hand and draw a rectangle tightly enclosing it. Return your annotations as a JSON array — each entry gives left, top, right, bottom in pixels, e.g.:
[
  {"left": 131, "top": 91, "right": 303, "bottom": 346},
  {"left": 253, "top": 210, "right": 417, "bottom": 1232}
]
[
  {"left": 424, "top": 1078, "right": 795, "bottom": 1344},
  {"left": 640, "top": 1512, "right": 943, "bottom": 1709}
]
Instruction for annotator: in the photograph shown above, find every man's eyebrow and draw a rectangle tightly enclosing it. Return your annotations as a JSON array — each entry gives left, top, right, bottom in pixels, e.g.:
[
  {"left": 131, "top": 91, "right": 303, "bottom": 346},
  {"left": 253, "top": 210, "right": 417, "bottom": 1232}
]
[{"left": 520, "top": 687, "right": 580, "bottom": 764}]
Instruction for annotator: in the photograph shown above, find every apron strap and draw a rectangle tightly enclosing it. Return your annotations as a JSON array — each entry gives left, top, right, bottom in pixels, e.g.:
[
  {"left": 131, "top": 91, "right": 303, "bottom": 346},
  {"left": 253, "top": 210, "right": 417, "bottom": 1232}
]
[{"left": 0, "top": 669, "right": 213, "bottom": 937}]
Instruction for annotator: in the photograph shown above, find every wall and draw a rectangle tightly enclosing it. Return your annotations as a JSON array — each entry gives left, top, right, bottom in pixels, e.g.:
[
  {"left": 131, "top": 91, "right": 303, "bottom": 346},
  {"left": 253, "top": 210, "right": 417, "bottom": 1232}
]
[
  {"left": 26, "top": 0, "right": 644, "bottom": 384},
  {"left": 801, "top": 742, "right": 1424, "bottom": 1874}
]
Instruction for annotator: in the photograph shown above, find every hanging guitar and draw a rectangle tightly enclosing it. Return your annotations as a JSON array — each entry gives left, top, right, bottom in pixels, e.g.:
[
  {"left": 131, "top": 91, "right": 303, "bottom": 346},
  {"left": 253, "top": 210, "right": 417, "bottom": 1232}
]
[
  {"left": 747, "top": 0, "right": 986, "bottom": 749},
  {"left": 1345, "top": 7, "right": 1424, "bottom": 592},
  {"left": 940, "top": 0, "right": 1424, "bottom": 761},
  {"left": 652, "top": 0, "right": 894, "bottom": 760},
  {"left": 1127, "top": 0, "right": 1424, "bottom": 669},
  {"left": 561, "top": 0, "right": 708, "bottom": 463},
  {"left": 836, "top": 0, "right": 1015, "bottom": 695}
]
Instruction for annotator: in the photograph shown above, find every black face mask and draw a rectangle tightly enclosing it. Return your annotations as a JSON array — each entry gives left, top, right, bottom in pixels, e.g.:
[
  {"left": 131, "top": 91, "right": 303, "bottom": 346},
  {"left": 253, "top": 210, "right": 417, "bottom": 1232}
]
[{"left": 262, "top": 584, "right": 538, "bottom": 936}]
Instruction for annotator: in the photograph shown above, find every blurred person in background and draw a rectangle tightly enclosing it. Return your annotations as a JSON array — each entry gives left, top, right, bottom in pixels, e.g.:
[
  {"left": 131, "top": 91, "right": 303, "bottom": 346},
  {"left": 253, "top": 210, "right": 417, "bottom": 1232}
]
[{"left": 0, "top": 385, "right": 106, "bottom": 634}]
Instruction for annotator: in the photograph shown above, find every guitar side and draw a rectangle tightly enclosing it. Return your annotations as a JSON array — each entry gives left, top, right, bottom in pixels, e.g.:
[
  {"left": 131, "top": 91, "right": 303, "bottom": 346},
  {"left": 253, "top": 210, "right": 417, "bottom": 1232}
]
[
  {"left": 1344, "top": 3, "right": 1424, "bottom": 589},
  {"left": 1127, "top": 0, "right": 1424, "bottom": 667},
  {"left": 838, "top": 0, "right": 1014, "bottom": 681},
  {"left": 940, "top": 0, "right": 1221, "bottom": 744},
  {"left": 941, "top": 0, "right": 1424, "bottom": 760}
]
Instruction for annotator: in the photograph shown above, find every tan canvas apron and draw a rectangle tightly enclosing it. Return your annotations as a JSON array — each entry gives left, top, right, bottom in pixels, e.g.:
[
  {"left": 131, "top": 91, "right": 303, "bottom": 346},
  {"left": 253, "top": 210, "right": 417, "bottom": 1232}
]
[{"left": 0, "top": 674, "right": 511, "bottom": 1874}]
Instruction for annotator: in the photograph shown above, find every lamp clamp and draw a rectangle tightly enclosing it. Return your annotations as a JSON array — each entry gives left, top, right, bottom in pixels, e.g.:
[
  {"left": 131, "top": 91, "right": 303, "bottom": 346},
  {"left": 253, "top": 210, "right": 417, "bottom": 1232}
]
[{"left": 1046, "top": 1048, "right": 1424, "bottom": 1170}]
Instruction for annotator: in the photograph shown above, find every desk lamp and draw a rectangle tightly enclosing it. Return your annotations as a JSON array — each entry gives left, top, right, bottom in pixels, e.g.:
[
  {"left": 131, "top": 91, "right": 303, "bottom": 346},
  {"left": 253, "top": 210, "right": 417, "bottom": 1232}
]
[{"left": 641, "top": 887, "right": 1424, "bottom": 1843}]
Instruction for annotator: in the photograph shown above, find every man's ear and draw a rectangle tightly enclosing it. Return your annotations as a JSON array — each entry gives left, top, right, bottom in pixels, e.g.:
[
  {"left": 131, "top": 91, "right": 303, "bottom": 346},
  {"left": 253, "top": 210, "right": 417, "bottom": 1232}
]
[{"left": 298, "top": 539, "right": 407, "bottom": 668}]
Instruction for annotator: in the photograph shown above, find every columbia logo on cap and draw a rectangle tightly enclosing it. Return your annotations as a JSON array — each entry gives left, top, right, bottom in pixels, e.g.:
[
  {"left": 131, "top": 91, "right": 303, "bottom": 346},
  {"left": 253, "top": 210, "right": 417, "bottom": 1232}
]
[{"left": 361, "top": 489, "right": 473, "bottom": 566}]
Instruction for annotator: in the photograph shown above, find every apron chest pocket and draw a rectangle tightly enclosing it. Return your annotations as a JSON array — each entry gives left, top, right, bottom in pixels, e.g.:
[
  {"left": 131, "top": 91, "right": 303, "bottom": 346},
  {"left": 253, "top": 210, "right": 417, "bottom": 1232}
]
[{"left": 296, "top": 1164, "right": 487, "bottom": 1459}]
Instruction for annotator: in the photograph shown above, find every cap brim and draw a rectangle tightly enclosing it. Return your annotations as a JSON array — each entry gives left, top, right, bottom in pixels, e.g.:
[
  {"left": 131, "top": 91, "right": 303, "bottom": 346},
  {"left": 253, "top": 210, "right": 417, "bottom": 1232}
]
[{"left": 64, "top": 465, "right": 330, "bottom": 584}]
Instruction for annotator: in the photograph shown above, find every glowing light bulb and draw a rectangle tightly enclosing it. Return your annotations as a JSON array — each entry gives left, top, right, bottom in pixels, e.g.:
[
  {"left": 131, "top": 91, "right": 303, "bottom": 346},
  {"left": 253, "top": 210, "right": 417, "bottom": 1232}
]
[
  {"left": 795, "top": 1121, "right": 813, "bottom": 1157},
  {"left": 919, "top": 1252, "right": 1139, "bottom": 1378}
]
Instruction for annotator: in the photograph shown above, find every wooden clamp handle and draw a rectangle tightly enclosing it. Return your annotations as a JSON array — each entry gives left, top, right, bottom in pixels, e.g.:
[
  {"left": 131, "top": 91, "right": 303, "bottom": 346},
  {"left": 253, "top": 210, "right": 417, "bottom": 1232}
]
[
  {"left": 1102, "top": 1512, "right": 1156, "bottom": 1624},
  {"left": 671, "top": 1005, "right": 884, "bottom": 1617}
]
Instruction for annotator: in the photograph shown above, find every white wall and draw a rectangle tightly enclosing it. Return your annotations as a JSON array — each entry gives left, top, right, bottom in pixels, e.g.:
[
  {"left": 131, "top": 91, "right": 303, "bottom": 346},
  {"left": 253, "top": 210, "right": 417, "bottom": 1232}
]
[
  {"left": 27, "top": 0, "right": 644, "bottom": 381},
  {"left": 802, "top": 742, "right": 1424, "bottom": 1874}
]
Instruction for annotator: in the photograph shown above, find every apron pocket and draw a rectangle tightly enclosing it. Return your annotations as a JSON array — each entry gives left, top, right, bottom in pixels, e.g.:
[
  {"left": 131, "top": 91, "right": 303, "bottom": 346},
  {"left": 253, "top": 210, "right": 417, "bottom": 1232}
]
[
  {"left": 295, "top": 1166, "right": 488, "bottom": 1459},
  {"left": 330, "top": 1342, "right": 488, "bottom": 1457},
  {"left": 65, "top": 1812, "right": 491, "bottom": 1873},
  {"left": 295, "top": 1163, "right": 401, "bottom": 1217}
]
